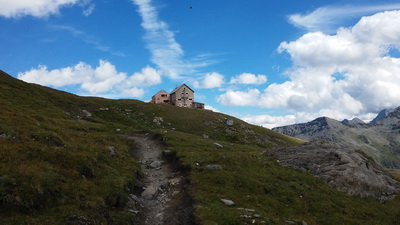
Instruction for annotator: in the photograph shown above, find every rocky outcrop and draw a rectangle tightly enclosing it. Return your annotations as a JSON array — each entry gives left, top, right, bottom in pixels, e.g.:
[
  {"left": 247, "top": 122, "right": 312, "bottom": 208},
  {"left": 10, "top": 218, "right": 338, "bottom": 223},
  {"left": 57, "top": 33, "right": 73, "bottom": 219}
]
[
  {"left": 272, "top": 107, "right": 400, "bottom": 168},
  {"left": 270, "top": 141, "right": 400, "bottom": 201}
]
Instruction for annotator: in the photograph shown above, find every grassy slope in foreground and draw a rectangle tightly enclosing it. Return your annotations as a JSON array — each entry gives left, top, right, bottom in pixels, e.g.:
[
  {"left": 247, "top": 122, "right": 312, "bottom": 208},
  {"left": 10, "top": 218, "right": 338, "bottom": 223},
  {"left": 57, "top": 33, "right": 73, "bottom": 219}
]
[{"left": 1, "top": 71, "right": 400, "bottom": 224}]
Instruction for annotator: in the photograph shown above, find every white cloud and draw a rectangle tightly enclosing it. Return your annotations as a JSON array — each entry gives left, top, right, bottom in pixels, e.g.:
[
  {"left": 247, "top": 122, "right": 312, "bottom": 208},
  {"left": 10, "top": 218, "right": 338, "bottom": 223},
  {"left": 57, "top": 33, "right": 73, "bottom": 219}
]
[
  {"left": 229, "top": 73, "right": 267, "bottom": 85},
  {"left": 219, "top": 10, "right": 400, "bottom": 126},
  {"left": 82, "top": 3, "right": 95, "bottom": 16},
  {"left": 18, "top": 60, "right": 162, "bottom": 98},
  {"left": 242, "top": 114, "right": 297, "bottom": 129},
  {"left": 204, "top": 105, "right": 220, "bottom": 112},
  {"left": 131, "top": 0, "right": 214, "bottom": 78},
  {"left": 217, "top": 89, "right": 260, "bottom": 106},
  {"left": 193, "top": 72, "right": 224, "bottom": 89},
  {"left": 126, "top": 66, "right": 162, "bottom": 87},
  {"left": 0, "top": 0, "right": 85, "bottom": 18},
  {"left": 289, "top": 4, "right": 400, "bottom": 33}
]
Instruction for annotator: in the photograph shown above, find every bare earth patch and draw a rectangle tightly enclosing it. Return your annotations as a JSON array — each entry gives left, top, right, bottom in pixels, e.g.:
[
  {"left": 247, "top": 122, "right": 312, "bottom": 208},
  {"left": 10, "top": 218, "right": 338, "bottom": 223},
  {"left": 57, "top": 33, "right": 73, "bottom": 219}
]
[{"left": 126, "top": 133, "right": 195, "bottom": 225}]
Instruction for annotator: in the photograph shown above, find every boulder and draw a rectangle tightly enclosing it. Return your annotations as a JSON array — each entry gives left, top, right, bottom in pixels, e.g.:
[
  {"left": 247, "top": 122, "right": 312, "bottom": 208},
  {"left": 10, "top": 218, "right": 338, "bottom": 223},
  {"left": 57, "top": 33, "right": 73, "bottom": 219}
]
[
  {"left": 141, "top": 186, "right": 158, "bottom": 199},
  {"left": 220, "top": 198, "right": 235, "bottom": 206}
]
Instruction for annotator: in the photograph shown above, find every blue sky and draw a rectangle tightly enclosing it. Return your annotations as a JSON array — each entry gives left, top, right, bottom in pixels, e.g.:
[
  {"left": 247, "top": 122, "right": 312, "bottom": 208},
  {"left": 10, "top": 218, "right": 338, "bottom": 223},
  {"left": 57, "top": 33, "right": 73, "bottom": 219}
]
[{"left": 2, "top": 0, "right": 400, "bottom": 128}]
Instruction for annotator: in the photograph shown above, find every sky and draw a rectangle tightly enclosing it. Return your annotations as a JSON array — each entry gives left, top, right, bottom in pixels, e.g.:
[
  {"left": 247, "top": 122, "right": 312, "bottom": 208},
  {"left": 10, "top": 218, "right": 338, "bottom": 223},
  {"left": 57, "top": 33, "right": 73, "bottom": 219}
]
[{"left": 1, "top": 0, "right": 400, "bottom": 128}]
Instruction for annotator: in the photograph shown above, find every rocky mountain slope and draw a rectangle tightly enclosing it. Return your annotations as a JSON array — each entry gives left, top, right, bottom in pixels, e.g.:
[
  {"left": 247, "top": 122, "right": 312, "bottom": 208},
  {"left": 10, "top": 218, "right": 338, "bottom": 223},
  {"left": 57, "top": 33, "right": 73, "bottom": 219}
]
[
  {"left": 2, "top": 70, "right": 400, "bottom": 224},
  {"left": 273, "top": 109, "right": 400, "bottom": 168}
]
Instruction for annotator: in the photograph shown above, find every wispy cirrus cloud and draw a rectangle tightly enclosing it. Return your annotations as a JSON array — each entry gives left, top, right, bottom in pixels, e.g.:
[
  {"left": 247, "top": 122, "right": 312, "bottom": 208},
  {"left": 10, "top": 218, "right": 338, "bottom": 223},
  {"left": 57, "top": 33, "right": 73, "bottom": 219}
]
[
  {"left": 131, "top": 0, "right": 215, "bottom": 79},
  {"left": 0, "top": 0, "right": 95, "bottom": 18},
  {"left": 289, "top": 3, "right": 400, "bottom": 33},
  {"left": 51, "top": 25, "right": 125, "bottom": 57}
]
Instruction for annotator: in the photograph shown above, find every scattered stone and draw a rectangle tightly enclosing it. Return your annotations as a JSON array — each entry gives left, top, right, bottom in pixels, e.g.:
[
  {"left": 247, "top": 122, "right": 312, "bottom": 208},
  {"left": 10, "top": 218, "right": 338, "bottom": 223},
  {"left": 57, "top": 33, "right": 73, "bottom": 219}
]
[
  {"left": 213, "top": 142, "right": 224, "bottom": 148},
  {"left": 203, "top": 134, "right": 209, "bottom": 139},
  {"left": 141, "top": 186, "right": 157, "bottom": 199},
  {"left": 128, "top": 209, "right": 139, "bottom": 214},
  {"left": 220, "top": 198, "right": 235, "bottom": 206},
  {"left": 108, "top": 146, "right": 118, "bottom": 157},
  {"left": 0, "top": 133, "right": 9, "bottom": 139},
  {"left": 240, "top": 215, "right": 252, "bottom": 218},
  {"left": 82, "top": 110, "right": 92, "bottom": 118},
  {"left": 169, "top": 178, "right": 180, "bottom": 186},
  {"left": 302, "top": 221, "right": 308, "bottom": 225},
  {"left": 205, "top": 165, "right": 223, "bottom": 170},
  {"left": 148, "top": 160, "right": 163, "bottom": 169},
  {"left": 116, "top": 128, "right": 121, "bottom": 132},
  {"left": 99, "top": 108, "right": 109, "bottom": 111},
  {"left": 159, "top": 179, "right": 169, "bottom": 190},
  {"left": 225, "top": 119, "right": 234, "bottom": 126},
  {"left": 153, "top": 117, "right": 164, "bottom": 125},
  {"left": 162, "top": 150, "right": 175, "bottom": 156}
]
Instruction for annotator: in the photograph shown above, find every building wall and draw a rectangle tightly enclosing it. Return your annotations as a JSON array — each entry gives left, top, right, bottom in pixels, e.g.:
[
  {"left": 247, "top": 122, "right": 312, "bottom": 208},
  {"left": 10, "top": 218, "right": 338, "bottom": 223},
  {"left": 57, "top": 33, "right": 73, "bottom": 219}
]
[
  {"left": 151, "top": 90, "right": 169, "bottom": 104},
  {"left": 170, "top": 85, "right": 194, "bottom": 108}
]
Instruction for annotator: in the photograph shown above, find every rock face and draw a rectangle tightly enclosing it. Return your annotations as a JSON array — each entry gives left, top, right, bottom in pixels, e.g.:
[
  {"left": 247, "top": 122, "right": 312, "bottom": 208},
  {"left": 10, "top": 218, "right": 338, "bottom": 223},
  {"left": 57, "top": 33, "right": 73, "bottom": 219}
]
[
  {"left": 272, "top": 107, "right": 400, "bottom": 168},
  {"left": 270, "top": 141, "right": 400, "bottom": 201}
]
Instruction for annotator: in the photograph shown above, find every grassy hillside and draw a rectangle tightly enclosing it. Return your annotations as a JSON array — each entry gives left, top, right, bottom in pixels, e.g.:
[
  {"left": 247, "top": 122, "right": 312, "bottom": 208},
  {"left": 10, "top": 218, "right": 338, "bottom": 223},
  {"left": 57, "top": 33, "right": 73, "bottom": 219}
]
[{"left": 1, "top": 70, "right": 400, "bottom": 224}]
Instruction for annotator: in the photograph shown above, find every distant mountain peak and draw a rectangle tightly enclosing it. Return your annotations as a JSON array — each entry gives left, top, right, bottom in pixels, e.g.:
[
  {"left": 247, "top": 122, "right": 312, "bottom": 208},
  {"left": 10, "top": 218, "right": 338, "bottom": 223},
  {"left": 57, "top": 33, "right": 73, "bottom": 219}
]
[
  {"left": 341, "top": 118, "right": 365, "bottom": 127},
  {"left": 371, "top": 108, "right": 395, "bottom": 123}
]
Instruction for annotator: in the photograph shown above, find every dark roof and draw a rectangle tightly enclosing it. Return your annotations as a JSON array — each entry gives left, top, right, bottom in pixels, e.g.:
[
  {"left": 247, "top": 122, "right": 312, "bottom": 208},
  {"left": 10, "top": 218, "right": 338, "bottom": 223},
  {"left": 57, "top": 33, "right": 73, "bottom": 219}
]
[{"left": 170, "top": 84, "right": 194, "bottom": 94}]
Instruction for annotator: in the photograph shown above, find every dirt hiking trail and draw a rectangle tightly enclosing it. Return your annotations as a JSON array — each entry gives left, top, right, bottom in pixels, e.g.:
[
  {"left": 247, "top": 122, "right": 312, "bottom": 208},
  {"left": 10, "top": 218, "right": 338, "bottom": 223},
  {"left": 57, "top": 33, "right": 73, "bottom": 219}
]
[{"left": 127, "top": 133, "right": 195, "bottom": 225}]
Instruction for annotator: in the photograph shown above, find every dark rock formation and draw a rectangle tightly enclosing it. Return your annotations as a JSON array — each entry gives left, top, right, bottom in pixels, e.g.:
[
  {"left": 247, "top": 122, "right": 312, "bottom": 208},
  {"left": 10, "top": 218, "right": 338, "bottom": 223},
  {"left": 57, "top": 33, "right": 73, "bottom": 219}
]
[{"left": 270, "top": 141, "right": 400, "bottom": 201}]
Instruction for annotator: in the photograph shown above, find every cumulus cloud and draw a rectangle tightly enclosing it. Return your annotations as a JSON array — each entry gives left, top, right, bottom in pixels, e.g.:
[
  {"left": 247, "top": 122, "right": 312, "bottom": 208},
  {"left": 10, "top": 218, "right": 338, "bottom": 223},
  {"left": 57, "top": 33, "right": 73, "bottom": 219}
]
[
  {"left": 193, "top": 72, "right": 225, "bottom": 89},
  {"left": 131, "top": 0, "right": 215, "bottom": 78},
  {"left": 219, "top": 10, "right": 400, "bottom": 126},
  {"left": 289, "top": 3, "right": 400, "bottom": 33},
  {"left": 0, "top": 0, "right": 94, "bottom": 18},
  {"left": 18, "top": 60, "right": 162, "bottom": 98},
  {"left": 229, "top": 73, "right": 267, "bottom": 85}
]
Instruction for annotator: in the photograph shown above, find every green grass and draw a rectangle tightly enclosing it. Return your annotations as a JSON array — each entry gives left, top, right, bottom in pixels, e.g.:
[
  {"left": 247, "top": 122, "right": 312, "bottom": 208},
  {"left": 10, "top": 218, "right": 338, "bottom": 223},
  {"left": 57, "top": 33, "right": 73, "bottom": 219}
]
[{"left": 2, "top": 70, "right": 400, "bottom": 224}]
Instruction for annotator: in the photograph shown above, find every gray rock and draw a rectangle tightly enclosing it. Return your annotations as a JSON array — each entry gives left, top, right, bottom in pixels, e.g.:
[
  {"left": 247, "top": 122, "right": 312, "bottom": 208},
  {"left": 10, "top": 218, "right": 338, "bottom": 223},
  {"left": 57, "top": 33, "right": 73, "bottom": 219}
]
[
  {"left": 213, "top": 142, "right": 224, "bottom": 148},
  {"left": 270, "top": 141, "right": 400, "bottom": 200},
  {"left": 108, "top": 146, "right": 118, "bottom": 157},
  {"left": 225, "top": 119, "right": 234, "bottom": 126},
  {"left": 153, "top": 117, "right": 163, "bottom": 125},
  {"left": 205, "top": 165, "right": 223, "bottom": 170},
  {"left": 141, "top": 186, "right": 157, "bottom": 199},
  {"left": 82, "top": 110, "right": 92, "bottom": 118},
  {"left": 162, "top": 150, "right": 175, "bottom": 156},
  {"left": 220, "top": 198, "right": 235, "bottom": 206},
  {"left": 148, "top": 160, "right": 163, "bottom": 169},
  {"left": 203, "top": 134, "right": 209, "bottom": 139}
]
